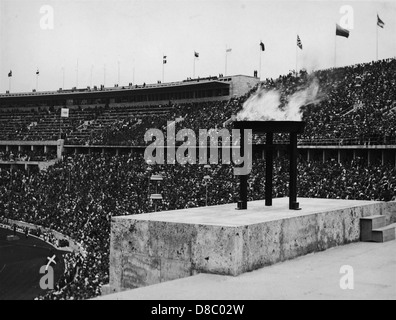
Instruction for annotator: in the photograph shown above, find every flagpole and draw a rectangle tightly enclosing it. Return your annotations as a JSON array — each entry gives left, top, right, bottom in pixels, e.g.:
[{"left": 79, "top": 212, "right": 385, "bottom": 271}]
[
  {"left": 334, "top": 34, "right": 337, "bottom": 68},
  {"left": 296, "top": 40, "right": 298, "bottom": 77},
  {"left": 132, "top": 58, "right": 135, "bottom": 84},
  {"left": 36, "top": 73, "right": 39, "bottom": 91},
  {"left": 90, "top": 65, "right": 93, "bottom": 88},
  {"left": 376, "top": 17, "right": 379, "bottom": 61},
  {"left": 225, "top": 45, "right": 228, "bottom": 76},
  {"left": 118, "top": 60, "right": 120, "bottom": 85},
  {"left": 9, "top": 77, "right": 11, "bottom": 93},
  {"left": 193, "top": 55, "right": 196, "bottom": 78},
  {"left": 62, "top": 67, "right": 65, "bottom": 89},
  {"left": 259, "top": 47, "right": 262, "bottom": 80},
  {"left": 162, "top": 54, "right": 165, "bottom": 83},
  {"left": 76, "top": 59, "right": 79, "bottom": 88}
]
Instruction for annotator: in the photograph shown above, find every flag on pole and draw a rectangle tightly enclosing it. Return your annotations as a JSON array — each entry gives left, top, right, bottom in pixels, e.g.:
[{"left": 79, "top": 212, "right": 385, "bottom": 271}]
[
  {"left": 226, "top": 48, "right": 232, "bottom": 53},
  {"left": 377, "top": 14, "right": 385, "bottom": 28},
  {"left": 36, "top": 69, "right": 40, "bottom": 75},
  {"left": 61, "top": 108, "right": 69, "bottom": 118},
  {"left": 163, "top": 56, "right": 167, "bottom": 64},
  {"left": 260, "top": 41, "right": 265, "bottom": 51},
  {"left": 8, "top": 70, "right": 12, "bottom": 77},
  {"left": 297, "top": 35, "right": 303, "bottom": 50},
  {"left": 336, "top": 24, "right": 350, "bottom": 38},
  {"left": 194, "top": 51, "right": 199, "bottom": 58}
]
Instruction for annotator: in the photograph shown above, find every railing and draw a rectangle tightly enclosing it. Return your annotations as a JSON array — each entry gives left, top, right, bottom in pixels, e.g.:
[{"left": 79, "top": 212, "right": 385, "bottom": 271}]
[
  {"left": 0, "top": 217, "right": 85, "bottom": 255},
  {"left": 297, "top": 136, "right": 396, "bottom": 146}
]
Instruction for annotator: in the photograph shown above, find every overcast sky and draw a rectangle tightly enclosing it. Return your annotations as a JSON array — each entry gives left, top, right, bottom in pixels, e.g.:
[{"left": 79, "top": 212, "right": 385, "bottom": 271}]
[{"left": 1, "top": 0, "right": 395, "bottom": 93}]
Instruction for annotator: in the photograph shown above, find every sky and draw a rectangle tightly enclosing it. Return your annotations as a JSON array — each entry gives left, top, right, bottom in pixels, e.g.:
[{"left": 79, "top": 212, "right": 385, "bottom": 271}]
[{"left": 1, "top": 0, "right": 396, "bottom": 93}]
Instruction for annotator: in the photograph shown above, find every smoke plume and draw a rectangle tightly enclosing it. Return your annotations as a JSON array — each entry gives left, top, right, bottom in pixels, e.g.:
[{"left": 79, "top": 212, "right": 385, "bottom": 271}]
[{"left": 237, "top": 78, "right": 320, "bottom": 121}]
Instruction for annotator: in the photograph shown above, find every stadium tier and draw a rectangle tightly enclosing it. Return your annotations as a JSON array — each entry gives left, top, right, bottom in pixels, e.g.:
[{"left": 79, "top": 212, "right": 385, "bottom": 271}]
[
  {"left": 1, "top": 60, "right": 395, "bottom": 147},
  {"left": 0, "top": 75, "right": 257, "bottom": 107}
]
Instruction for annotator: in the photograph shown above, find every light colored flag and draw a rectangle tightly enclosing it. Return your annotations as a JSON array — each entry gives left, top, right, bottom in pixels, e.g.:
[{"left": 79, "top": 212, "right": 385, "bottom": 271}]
[{"left": 61, "top": 108, "right": 69, "bottom": 118}]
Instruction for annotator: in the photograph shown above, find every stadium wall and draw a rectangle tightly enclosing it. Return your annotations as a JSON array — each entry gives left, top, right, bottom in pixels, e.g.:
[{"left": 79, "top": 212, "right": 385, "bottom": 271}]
[
  {"left": 0, "top": 140, "right": 64, "bottom": 159},
  {"left": 60, "top": 145, "right": 396, "bottom": 168}
]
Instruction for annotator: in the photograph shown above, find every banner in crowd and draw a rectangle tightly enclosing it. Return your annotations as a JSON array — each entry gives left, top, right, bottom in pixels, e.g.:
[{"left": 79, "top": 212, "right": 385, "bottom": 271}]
[{"left": 61, "top": 108, "right": 69, "bottom": 118}]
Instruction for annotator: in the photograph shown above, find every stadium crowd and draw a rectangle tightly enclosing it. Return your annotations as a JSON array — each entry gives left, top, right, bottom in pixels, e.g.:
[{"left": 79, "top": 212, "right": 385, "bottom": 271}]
[
  {"left": 302, "top": 58, "right": 396, "bottom": 145},
  {"left": 1, "top": 152, "right": 395, "bottom": 299},
  {"left": 65, "top": 57, "right": 396, "bottom": 146}
]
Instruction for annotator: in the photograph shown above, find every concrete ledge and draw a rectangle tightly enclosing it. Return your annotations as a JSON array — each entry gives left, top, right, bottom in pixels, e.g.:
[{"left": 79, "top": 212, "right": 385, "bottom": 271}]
[
  {"left": 0, "top": 140, "right": 61, "bottom": 146},
  {"left": 109, "top": 198, "right": 396, "bottom": 293}
]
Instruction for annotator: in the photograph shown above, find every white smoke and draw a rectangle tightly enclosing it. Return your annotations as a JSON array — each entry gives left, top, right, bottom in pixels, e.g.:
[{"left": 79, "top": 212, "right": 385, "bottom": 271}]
[{"left": 237, "top": 78, "right": 320, "bottom": 121}]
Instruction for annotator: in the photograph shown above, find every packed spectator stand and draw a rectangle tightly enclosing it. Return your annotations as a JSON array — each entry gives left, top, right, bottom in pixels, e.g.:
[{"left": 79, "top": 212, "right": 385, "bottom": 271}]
[
  {"left": 0, "top": 58, "right": 396, "bottom": 299},
  {"left": 1, "top": 58, "right": 396, "bottom": 146}
]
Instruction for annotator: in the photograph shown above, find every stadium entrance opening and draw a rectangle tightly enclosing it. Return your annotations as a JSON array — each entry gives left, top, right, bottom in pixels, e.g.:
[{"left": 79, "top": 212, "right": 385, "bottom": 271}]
[{"left": 233, "top": 121, "right": 306, "bottom": 211}]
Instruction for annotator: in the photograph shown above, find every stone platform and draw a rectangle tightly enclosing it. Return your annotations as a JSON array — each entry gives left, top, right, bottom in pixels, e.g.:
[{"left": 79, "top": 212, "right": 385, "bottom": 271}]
[{"left": 108, "top": 198, "right": 396, "bottom": 294}]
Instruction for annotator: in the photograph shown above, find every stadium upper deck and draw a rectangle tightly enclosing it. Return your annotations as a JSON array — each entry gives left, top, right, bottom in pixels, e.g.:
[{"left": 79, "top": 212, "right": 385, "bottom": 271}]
[
  {"left": 0, "top": 75, "right": 259, "bottom": 108},
  {"left": 1, "top": 58, "right": 396, "bottom": 167}
]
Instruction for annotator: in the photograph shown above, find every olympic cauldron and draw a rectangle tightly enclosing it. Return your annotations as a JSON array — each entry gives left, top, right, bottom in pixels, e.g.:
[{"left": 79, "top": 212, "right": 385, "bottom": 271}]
[{"left": 233, "top": 120, "right": 306, "bottom": 210}]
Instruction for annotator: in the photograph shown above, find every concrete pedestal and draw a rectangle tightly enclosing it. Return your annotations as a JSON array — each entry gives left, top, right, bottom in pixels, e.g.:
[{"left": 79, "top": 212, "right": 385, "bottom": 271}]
[{"left": 108, "top": 198, "right": 396, "bottom": 294}]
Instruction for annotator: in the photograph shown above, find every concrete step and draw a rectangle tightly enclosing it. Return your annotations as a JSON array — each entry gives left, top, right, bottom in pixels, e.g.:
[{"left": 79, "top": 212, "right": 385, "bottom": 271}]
[
  {"left": 360, "top": 215, "right": 387, "bottom": 241},
  {"left": 372, "top": 224, "right": 396, "bottom": 243}
]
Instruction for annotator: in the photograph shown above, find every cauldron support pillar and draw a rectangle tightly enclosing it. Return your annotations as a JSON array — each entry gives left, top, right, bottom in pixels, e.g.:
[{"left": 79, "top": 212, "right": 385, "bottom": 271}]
[
  {"left": 233, "top": 120, "right": 305, "bottom": 211},
  {"left": 238, "top": 128, "right": 248, "bottom": 209},
  {"left": 289, "top": 132, "right": 300, "bottom": 210},
  {"left": 265, "top": 133, "right": 273, "bottom": 206}
]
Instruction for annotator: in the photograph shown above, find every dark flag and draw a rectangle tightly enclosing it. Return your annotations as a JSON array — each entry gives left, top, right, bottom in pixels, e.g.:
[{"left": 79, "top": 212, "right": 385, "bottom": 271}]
[
  {"left": 377, "top": 14, "right": 385, "bottom": 28},
  {"left": 163, "top": 56, "right": 167, "bottom": 64},
  {"left": 8, "top": 70, "right": 12, "bottom": 77},
  {"left": 336, "top": 24, "right": 350, "bottom": 38},
  {"left": 260, "top": 41, "right": 265, "bottom": 51},
  {"left": 194, "top": 51, "right": 199, "bottom": 58},
  {"left": 36, "top": 69, "right": 40, "bottom": 75},
  {"left": 297, "top": 35, "right": 303, "bottom": 50}
]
